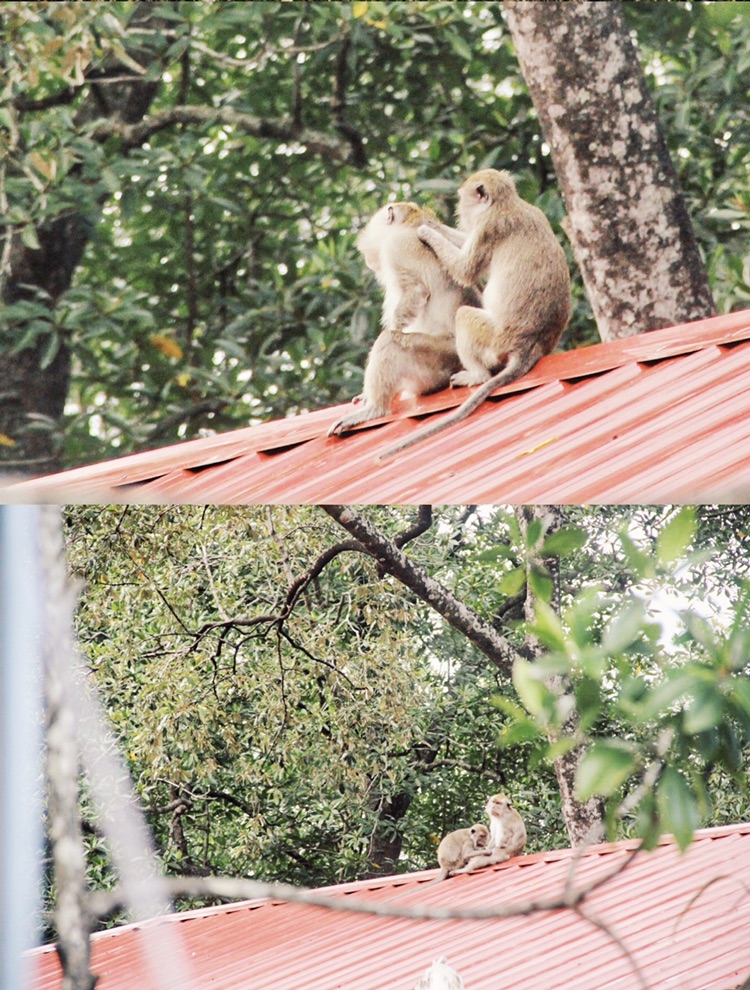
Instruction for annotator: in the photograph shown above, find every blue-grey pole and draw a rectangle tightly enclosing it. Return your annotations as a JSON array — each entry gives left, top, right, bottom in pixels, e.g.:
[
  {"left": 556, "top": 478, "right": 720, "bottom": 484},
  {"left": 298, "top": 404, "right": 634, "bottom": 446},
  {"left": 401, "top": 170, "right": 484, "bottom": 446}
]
[{"left": 0, "top": 505, "right": 44, "bottom": 990}]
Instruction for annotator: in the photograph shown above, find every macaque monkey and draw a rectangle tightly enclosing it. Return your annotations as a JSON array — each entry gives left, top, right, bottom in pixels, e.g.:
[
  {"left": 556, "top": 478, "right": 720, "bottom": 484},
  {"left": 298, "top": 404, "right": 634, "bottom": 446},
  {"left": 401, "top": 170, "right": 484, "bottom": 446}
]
[
  {"left": 434, "top": 822, "right": 492, "bottom": 881},
  {"left": 453, "top": 793, "right": 527, "bottom": 874},
  {"left": 378, "top": 169, "right": 571, "bottom": 457},
  {"left": 328, "top": 202, "right": 475, "bottom": 436}
]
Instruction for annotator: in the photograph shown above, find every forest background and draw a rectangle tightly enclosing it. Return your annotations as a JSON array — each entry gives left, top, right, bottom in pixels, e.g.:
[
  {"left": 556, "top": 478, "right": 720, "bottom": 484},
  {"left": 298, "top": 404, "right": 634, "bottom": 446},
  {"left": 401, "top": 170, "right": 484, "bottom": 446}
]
[
  {"left": 1, "top": 0, "right": 750, "bottom": 473},
  {"left": 60, "top": 502, "right": 750, "bottom": 934}
]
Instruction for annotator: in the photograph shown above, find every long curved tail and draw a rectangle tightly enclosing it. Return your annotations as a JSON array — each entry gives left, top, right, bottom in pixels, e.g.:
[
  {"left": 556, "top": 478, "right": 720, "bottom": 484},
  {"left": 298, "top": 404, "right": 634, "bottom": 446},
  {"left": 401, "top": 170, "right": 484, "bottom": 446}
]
[{"left": 377, "top": 350, "right": 533, "bottom": 461}]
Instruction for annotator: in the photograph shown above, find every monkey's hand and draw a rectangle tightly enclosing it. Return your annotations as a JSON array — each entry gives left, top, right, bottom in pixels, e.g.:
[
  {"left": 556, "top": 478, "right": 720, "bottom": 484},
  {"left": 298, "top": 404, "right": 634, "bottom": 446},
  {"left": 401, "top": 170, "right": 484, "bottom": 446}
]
[{"left": 417, "top": 224, "right": 442, "bottom": 248}]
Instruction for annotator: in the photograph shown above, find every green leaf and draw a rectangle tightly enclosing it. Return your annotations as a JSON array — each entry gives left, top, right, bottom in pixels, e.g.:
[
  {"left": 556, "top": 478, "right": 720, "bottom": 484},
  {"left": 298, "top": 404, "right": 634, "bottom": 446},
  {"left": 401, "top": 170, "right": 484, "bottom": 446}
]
[
  {"left": 40, "top": 332, "right": 61, "bottom": 370},
  {"left": 575, "top": 676, "right": 602, "bottom": 732},
  {"left": 530, "top": 599, "right": 566, "bottom": 650},
  {"left": 528, "top": 564, "right": 553, "bottom": 602},
  {"left": 445, "top": 28, "right": 472, "bottom": 61},
  {"left": 618, "top": 530, "right": 655, "bottom": 580},
  {"left": 683, "top": 684, "right": 722, "bottom": 735},
  {"left": 478, "top": 544, "right": 517, "bottom": 563},
  {"left": 601, "top": 599, "right": 647, "bottom": 654},
  {"left": 512, "top": 658, "right": 554, "bottom": 720},
  {"left": 657, "top": 767, "right": 700, "bottom": 850},
  {"left": 656, "top": 507, "right": 696, "bottom": 565},
  {"left": 497, "top": 719, "right": 541, "bottom": 748},
  {"left": 499, "top": 566, "right": 526, "bottom": 596},
  {"left": 575, "top": 739, "right": 638, "bottom": 800},
  {"left": 541, "top": 526, "right": 588, "bottom": 557},
  {"left": 525, "top": 517, "right": 543, "bottom": 549},
  {"left": 21, "top": 224, "right": 41, "bottom": 251}
]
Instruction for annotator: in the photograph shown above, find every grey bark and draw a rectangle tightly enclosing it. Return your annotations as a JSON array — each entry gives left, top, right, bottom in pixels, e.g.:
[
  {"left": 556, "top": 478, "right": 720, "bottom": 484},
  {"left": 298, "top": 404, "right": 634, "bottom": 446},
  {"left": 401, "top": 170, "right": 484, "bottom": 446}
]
[{"left": 503, "top": 0, "right": 715, "bottom": 340}]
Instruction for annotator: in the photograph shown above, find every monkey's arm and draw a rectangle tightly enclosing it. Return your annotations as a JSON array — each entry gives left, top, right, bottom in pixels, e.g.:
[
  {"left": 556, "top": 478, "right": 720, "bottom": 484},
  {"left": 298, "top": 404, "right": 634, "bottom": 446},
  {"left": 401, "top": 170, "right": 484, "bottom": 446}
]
[
  {"left": 422, "top": 220, "right": 468, "bottom": 249},
  {"left": 393, "top": 281, "right": 430, "bottom": 330},
  {"left": 417, "top": 225, "right": 480, "bottom": 288},
  {"left": 451, "top": 848, "right": 511, "bottom": 874}
]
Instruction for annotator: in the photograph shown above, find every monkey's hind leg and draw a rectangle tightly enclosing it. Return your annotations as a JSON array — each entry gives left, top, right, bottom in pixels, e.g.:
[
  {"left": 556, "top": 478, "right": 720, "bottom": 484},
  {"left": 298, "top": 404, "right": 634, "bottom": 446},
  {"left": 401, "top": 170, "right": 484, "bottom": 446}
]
[
  {"left": 450, "top": 305, "right": 504, "bottom": 387},
  {"left": 451, "top": 849, "right": 510, "bottom": 874},
  {"left": 328, "top": 331, "right": 459, "bottom": 436}
]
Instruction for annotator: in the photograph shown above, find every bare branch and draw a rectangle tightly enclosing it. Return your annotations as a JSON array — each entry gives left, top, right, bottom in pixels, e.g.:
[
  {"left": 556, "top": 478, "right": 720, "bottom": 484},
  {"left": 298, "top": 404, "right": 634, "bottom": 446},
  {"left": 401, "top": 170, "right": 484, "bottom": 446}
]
[
  {"left": 89, "top": 841, "right": 642, "bottom": 924},
  {"left": 575, "top": 904, "right": 650, "bottom": 990}
]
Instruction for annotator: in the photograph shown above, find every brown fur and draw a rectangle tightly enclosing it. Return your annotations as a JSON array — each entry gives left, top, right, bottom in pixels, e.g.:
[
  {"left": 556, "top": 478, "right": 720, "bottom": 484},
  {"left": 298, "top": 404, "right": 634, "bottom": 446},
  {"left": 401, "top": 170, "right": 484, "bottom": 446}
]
[
  {"left": 452, "top": 793, "right": 527, "bottom": 874},
  {"left": 434, "top": 822, "right": 492, "bottom": 882}
]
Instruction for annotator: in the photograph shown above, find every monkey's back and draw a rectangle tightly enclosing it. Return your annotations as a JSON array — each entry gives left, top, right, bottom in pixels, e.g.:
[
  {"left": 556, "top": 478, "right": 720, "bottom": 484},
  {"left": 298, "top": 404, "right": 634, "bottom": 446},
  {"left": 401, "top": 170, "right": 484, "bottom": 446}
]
[{"left": 483, "top": 201, "right": 571, "bottom": 351}]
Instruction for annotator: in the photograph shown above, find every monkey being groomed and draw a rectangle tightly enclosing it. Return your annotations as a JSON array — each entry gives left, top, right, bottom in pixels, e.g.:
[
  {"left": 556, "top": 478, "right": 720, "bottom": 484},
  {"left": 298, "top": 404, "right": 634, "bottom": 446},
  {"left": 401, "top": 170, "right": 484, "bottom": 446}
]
[
  {"left": 378, "top": 169, "right": 571, "bottom": 459},
  {"left": 434, "top": 822, "right": 492, "bottom": 882},
  {"left": 327, "top": 201, "right": 477, "bottom": 437}
]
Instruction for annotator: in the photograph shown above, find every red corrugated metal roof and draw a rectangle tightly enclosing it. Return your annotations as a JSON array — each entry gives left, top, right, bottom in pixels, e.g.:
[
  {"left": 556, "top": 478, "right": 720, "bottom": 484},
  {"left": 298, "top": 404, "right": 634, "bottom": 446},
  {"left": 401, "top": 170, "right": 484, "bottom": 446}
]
[
  {"left": 9, "top": 308, "right": 750, "bottom": 504},
  {"left": 26, "top": 823, "right": 750, "bottom": 990}
]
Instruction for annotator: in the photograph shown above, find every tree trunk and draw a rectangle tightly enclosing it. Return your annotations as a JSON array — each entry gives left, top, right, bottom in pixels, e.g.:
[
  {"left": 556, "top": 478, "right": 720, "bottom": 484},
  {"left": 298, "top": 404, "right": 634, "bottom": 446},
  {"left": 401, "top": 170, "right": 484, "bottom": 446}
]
[
  {"left": 1, "top": 6, "right": 168, "bottom": 475},
  {"left": 503, "top": 0, "right": 715, "bottom": 340},
  {"left": 365, "top": 791, "right": 412, "bottom": 878},
  {"left": 517, "top": 506, "right": 604, "bottom": 846}
]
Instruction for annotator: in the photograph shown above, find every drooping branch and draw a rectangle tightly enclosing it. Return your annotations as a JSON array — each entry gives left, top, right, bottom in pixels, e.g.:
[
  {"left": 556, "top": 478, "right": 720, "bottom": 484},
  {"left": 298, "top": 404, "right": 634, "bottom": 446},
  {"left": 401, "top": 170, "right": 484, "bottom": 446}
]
[
  {"left": 322, "top": 505, "right": 524, "bottom": 675},
  {"left": 90, "top": 841, "right": 642, "bottom": 923},
  {"left": 86, "top": 104, "right": 362, "bottom": 164}
]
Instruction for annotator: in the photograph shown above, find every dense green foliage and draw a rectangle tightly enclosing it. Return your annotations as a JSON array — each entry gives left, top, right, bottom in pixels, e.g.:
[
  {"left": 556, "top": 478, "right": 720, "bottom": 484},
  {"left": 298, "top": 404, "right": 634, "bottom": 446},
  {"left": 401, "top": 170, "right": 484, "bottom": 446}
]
[
  {"left": 62, "top": 504, "right": 750, "bottom": 925},
  {"left": 2, "top": 2, "right": 749, "bottom": 467}
]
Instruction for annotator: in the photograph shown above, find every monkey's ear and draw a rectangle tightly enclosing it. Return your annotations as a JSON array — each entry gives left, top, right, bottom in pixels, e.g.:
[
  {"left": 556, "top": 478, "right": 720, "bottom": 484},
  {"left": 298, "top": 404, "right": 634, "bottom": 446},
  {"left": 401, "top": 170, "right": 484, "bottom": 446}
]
[
  {"left": 386, "top": 205, "right": 396, "bottom": 225},
  {"left": 476, "top": 183, "right": 490, "bottom": 203}
]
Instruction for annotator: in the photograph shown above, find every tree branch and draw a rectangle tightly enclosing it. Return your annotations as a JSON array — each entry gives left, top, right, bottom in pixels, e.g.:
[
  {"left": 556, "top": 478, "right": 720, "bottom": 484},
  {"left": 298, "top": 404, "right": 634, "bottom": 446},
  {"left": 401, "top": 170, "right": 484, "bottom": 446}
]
[
  {"left": 88, "top": 840, "right": 642, "bottom": 924},
  {"left": 322, "top": 506, "right": 523, "bottom": 674},
  {"left": 86, "top": 104, "right": 362, "bottom": 164}
]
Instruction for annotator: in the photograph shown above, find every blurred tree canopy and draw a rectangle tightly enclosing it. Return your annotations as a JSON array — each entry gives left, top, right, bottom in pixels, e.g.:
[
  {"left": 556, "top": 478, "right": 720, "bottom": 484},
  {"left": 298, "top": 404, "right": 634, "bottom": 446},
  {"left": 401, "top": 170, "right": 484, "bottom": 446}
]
[
  {"left": 60, "top": 503, "right": 750, "bottom": 934},
  {"left": 1, "top": 1, "right": 749, "bottom": 471}
]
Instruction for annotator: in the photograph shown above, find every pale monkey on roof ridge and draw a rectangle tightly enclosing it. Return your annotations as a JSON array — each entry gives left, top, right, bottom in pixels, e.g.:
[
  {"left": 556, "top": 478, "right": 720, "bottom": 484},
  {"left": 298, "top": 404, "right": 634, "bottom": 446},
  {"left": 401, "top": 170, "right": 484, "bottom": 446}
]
[{"left": 327, "top": 200, "right": 478, "bottom": 437}]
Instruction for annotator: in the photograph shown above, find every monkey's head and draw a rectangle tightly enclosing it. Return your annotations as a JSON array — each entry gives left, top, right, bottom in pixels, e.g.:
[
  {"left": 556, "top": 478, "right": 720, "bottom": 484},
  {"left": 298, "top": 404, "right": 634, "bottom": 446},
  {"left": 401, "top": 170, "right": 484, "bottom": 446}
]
[
  {"left": 356, "top": 202, "right": 438, "bottom": 271},
  {"left": 485, "top": 793, "right": 514, "bottom": 818},
  {"left": 457, "top": 169, "right": 517, "bottom": 227},
  {"left": 469, "top": 823, "right": 491, "bottom": 848}
]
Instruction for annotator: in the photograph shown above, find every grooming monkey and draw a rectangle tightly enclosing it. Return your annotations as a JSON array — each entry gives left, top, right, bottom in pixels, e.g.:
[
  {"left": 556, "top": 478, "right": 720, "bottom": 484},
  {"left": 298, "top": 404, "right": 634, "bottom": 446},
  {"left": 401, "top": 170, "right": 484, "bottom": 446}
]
[
  {"left": 327, "top": 202, "right": 476, "bottom": 436},
  {"left": 378, "top": 169, "right": 571, "bottom": 458},
  {"left": 434, "top": 822, "right": 492, "bottom": 882},
  {"left": 452, "top": 793, "right": 527, "bottom": 874}
]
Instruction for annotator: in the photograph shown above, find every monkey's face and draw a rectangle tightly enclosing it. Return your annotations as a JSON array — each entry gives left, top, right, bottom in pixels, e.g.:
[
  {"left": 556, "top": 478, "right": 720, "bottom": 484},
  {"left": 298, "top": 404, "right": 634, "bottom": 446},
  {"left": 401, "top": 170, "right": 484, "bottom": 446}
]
[
  {"left": 469, "top": 823, "right": 491, "bottom": 847},
  {"left": 356, "top": 202, "right": 427, "bottom": 271},
  {"left": 486, "top": 793, "right": 512, "bottom": 818}
]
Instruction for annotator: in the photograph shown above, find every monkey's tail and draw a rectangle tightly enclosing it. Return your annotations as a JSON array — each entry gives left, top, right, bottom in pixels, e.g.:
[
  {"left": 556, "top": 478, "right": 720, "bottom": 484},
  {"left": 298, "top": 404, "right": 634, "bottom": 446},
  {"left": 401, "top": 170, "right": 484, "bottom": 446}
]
[
  {"left": 427, "top": 868, "right": 451, "bottom": 885},
  {"left": 377, "top": 350, "right": 533, "bottom": 461}
]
